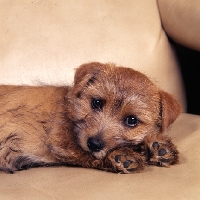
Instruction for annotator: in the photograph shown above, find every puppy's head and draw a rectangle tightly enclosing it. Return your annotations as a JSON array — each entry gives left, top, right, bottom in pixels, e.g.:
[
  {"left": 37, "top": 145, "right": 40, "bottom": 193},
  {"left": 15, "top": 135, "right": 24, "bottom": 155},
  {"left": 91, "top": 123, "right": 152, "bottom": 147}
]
[{"left": 67, "top": 62, "right": 181, "bottom": 159}]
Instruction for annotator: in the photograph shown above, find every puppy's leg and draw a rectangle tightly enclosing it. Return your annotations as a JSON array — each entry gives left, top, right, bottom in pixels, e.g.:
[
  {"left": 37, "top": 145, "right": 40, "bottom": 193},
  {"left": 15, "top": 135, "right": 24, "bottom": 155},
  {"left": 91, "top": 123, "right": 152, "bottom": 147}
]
[
  {"left": 103, "top": 146, "right": 146, "bottom": 174},
  {"left": 0, "top": 132, "right": 57, "bottom": 173},
  {"left": 144, "top": 134, "right": 179, "bottom": 167}
]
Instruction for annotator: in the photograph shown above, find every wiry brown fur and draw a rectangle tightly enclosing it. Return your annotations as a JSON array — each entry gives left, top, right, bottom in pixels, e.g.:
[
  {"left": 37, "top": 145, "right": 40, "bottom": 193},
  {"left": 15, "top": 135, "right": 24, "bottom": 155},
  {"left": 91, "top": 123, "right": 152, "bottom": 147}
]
[{"left": 0, "top": 62, "right": 181, "bottom": 174}]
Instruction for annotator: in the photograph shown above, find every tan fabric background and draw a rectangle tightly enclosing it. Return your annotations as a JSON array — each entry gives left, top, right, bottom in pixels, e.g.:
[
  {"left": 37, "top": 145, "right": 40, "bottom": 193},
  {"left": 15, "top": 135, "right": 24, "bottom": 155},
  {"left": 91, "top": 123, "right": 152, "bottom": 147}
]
[
  {"left": 158, "top": 0, "right": 200, "bottom": 51},
  {"left": 0, "top": 0, "right": 186, "bottom": 109}
]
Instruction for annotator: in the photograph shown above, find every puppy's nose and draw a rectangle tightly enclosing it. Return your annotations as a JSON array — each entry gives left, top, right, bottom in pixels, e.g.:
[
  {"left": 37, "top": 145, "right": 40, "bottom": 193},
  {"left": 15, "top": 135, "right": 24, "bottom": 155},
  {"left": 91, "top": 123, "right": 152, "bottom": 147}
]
[{"left": 87, "top": 137, "right": 104, "bottom": 152}]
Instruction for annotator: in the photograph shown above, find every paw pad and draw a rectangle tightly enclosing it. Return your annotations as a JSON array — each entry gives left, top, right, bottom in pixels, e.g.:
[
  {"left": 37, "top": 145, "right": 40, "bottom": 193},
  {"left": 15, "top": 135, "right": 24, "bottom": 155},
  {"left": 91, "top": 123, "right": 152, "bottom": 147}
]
[
  {"left": 123, "top": 160, "right": 133, "bottom": 168},
  {"left": 147, "top": 140, "right": 179, "bottom": 167},
  {"left": 105, "top": 147, "right": 146, "bottom": 174},
  {"left": 115, "top": 155, "right": 121, "bottom": 163},
  {"left": 158, "top": 148, "right": 167, "bottom": 156},
  {"left": 115, "top": 155, "right": 133, "bottom": 167},
  {"left": 152, "top": 142, "right": 159, "bottom": 150},
  {"left": 114, "top": 154, "right": 140, "bottom": 173}
]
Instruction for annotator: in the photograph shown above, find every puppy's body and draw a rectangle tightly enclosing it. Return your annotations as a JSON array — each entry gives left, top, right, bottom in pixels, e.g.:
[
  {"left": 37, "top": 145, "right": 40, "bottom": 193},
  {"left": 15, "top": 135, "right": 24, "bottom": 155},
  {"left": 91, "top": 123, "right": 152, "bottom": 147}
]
[
  {"left": 0, "top": 86, "right": 97, "bottom": 172},
  {"left": 0, "top": 63, "right": 181, "bottom": 173}
]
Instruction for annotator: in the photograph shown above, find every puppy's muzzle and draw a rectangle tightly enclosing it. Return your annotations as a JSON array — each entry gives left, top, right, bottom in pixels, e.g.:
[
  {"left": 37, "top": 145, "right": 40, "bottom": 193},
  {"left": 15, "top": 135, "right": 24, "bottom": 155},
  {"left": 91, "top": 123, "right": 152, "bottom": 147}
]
[{"left": 87, "top": 137, "right": 105, "bottom": 152}]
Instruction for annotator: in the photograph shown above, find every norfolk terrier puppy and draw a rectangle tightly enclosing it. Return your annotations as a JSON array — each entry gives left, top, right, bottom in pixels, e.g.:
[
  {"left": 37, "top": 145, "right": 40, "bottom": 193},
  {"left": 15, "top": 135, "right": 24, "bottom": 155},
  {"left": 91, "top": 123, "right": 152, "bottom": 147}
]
[{"left": 0, "top": 62, "right": 181, "bottom": 174}]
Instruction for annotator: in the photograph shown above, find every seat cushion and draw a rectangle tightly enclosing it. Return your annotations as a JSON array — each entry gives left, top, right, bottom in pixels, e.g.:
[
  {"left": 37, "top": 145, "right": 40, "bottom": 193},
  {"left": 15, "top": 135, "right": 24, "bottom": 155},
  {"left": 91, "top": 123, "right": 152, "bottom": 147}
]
[{"left": 0, "top": 113, "right": 199, "bottom": 200}]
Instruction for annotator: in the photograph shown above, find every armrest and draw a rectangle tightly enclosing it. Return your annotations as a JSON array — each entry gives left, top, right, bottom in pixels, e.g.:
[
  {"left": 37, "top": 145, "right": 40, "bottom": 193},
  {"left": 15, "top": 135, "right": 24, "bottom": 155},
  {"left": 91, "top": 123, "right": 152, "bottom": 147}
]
[{"left": 157, "top": 0, "right": 200, "bottom": 51}]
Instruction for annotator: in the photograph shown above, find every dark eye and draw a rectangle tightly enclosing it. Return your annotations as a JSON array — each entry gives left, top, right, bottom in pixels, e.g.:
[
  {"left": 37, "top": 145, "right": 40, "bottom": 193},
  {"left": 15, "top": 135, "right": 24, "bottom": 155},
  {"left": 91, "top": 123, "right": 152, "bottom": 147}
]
[
  {"left": 123, "top": 116, "right": 139, "bottom": 127},
  {"left": 91, "top": 98, "right": 104, "bottom": 111}
]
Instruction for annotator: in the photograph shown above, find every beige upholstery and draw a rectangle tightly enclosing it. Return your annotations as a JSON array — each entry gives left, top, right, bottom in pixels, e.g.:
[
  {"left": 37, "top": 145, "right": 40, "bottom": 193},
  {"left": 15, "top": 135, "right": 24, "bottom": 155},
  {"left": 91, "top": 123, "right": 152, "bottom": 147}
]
[
  {"left": 158, "top": 0, "right": 200, "bottom": 51},
  {"left": 0, "top": 114, "right": 200, "bottom": 200},
  {"left": 0, "top": 0, "right": 199, "bottom": 199},
  {"left": 0, "top": 0, "right": 186, "bottom": 109}
]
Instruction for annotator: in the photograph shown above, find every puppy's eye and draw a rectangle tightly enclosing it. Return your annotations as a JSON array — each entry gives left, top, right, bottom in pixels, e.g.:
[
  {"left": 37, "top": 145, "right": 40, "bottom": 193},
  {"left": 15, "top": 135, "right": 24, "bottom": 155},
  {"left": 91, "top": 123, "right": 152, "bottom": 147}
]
[
  {"left": 123, "top": 116, "right": 139, "bottom": 127},
  {"left": 91, "top": 98, "right": 104, "bottom": 111}
]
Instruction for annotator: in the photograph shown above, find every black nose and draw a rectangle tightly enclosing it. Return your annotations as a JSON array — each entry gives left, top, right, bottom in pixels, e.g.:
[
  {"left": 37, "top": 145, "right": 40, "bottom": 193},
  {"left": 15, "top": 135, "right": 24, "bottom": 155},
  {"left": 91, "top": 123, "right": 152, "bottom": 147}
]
[{"left": 87, "top": 137, "right": 104, "bottom": 152}]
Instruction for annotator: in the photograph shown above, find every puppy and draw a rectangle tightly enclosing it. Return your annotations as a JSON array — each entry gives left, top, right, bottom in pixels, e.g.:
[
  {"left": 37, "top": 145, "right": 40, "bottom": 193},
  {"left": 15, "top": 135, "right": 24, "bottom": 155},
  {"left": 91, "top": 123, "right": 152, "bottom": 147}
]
[{"left": 0, "top": 62, "right": 181, "bottom": 174}]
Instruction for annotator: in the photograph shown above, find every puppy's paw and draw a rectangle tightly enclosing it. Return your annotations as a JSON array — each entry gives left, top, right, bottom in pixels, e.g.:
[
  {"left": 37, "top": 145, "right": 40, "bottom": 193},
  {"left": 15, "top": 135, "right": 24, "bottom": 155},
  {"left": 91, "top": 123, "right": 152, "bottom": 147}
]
[
  {"left": 145, "top": 135, "right": 179, "bottom": 167},
  {"left": 104, "top": 147, "right": 146, "bottom": 174}
]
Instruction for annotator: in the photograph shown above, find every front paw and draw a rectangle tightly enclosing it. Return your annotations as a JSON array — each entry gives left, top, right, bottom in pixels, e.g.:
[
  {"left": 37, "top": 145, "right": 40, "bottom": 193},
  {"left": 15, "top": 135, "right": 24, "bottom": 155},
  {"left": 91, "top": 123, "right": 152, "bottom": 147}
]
[
  {"left": 104, "top": 147, "right": 146, "bottom": 174},
  {"left": 145, "top": 135, "right": 179, "bottom": 167}
]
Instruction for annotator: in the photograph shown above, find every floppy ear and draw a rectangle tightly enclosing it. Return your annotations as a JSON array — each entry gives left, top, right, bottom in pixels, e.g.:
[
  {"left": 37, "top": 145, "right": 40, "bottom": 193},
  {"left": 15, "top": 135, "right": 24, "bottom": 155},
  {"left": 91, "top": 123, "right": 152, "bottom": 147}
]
[
  {"left": 160, "top": 91, "right": 182, "bottom": 133},
  {"left": 74, "top": 62, "right": 104, "bottom": 86}
]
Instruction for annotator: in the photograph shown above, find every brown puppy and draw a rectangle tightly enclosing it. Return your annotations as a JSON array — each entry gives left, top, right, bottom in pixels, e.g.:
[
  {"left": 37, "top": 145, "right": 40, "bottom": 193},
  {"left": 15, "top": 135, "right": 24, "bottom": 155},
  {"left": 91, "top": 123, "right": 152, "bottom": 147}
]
[{"left": 0, "top": 62, "right": 181, "bottom": 174}]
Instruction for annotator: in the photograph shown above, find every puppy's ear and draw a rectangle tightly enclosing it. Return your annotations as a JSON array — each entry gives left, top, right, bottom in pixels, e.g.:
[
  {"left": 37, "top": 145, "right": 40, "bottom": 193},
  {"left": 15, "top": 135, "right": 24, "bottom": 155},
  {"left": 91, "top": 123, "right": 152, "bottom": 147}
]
[
  {"left": 159, "top": 91, "right": 182, "bottom": 133},
  {"left": 74, "top": 62, "right": 104, "bottom": 86}
]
